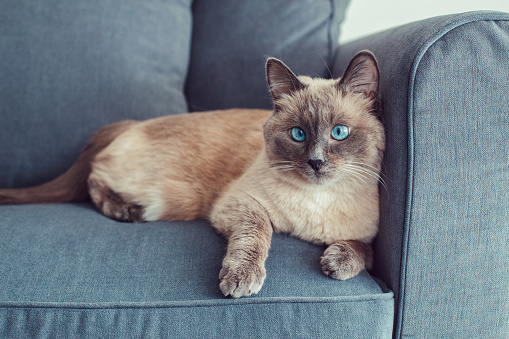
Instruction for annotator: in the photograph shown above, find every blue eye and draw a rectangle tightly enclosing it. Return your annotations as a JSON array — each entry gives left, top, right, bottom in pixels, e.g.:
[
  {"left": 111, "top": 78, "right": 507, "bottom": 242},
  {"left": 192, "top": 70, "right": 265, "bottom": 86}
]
[
  {"left": 331, "top": 125, "right": 350, "bottom": 141},
  {"left": 290, "top": 127, "right": 306, "bottom": 142}
]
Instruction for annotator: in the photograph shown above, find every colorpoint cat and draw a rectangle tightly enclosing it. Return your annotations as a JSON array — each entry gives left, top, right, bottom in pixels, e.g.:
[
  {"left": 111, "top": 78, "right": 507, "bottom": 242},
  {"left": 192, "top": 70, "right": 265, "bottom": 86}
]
[{"left": 0, "top": 51, "right": 385, "bottom": 298}]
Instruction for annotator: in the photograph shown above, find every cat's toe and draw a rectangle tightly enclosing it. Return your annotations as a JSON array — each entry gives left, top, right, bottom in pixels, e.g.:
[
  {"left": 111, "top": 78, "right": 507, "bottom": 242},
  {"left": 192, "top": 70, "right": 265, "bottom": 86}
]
[
  {"left": 126, "top": 204, "right": 144, "bottom": 223},
  {"left": 321, "top": 243, "right": 364, "bottom": 280},
  {"left": 219, "top": 261, "right": 266, "bottom": 298}
]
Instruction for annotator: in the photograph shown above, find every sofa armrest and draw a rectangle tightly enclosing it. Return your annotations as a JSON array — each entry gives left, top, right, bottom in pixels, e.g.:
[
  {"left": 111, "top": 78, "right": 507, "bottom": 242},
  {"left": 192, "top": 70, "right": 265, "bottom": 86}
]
[{"left": 333, "top": 11, "right": 509, "bottom": 338}]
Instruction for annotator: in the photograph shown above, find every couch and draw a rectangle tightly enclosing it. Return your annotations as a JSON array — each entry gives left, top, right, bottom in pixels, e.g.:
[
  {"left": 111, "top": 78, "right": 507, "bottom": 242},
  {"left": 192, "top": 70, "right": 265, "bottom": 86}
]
[{"left": 1, "top": 1, "right": 507, "bottom": 337}]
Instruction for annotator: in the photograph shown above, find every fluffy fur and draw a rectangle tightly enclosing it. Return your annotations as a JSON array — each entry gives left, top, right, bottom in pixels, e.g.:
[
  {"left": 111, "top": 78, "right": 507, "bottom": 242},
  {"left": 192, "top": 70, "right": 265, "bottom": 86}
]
[{"left": 0, "top": 51, "right": 385, "bottom": 298}]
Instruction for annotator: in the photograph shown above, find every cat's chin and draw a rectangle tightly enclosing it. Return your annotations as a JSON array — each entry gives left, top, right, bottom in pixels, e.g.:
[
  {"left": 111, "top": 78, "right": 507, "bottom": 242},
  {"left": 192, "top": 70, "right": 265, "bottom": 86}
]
[
  {"left": 278, "top": 169, "right": 333, "bottom": 186},
  {"left": 307, "top": 172, "right": 333, "bottom": 186}
]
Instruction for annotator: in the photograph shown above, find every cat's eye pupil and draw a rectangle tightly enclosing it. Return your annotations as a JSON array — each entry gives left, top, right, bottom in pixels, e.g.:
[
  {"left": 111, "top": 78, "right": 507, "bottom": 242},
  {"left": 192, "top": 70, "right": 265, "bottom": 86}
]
[
  {"left": 331, "top": 125, "right": 350, "bottom": 141},
  {"left": 290, "top": 127, "right": 306, "bottom": 142}
]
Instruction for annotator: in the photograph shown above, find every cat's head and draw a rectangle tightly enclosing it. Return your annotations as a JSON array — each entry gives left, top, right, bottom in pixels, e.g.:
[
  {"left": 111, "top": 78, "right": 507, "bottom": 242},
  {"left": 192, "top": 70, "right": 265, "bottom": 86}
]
[{"left": 263, "top": 51, "right": 385, "bottom": 187}]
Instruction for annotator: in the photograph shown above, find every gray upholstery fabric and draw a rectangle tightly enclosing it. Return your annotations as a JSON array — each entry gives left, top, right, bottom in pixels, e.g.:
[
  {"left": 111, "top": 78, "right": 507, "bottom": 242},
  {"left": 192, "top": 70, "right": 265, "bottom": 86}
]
[
  {"left": 0, "top": 204, "right": 393, "bottom": 338},
  {"left": 333, "top": 11, "right": 509, "bottom": 339},
  {"left": 185, "top": 0, "right": 350, "bottom": 111},
  {"left": 0, "top": 0, "right": 192, "bottom": 188}
]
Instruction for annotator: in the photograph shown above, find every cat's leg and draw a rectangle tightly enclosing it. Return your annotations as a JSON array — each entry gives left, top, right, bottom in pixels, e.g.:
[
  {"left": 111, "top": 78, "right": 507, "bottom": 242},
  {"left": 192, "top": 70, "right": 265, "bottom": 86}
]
[
  {"left": 211, "top": 194, "right": 273, "bottom": 298},
  {"left": 321, "top": 240, "right": 373, "bottom": 280},
  {"left": 87, "top": 177, "right": 144, "bottom": 223}
]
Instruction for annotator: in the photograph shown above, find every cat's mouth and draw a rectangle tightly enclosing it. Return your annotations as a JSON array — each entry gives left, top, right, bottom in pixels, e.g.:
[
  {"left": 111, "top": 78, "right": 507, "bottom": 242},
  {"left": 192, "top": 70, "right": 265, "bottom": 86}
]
[
  {"left": 295, "top": 163, "right": 333, "bottom": 185},
  {"left": 302, "top": 158, "right": 335, "bottom": 184},
  {"left": 305, "top": 168, "right": 332, "bottom": 184},
  {"left": 269, "top": 161, "right": 333, "bottom": 185}
]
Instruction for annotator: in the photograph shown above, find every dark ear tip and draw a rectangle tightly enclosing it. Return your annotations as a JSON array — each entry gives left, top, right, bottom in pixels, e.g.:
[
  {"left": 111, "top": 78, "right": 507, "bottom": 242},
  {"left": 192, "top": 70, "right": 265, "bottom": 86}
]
[
  {"left": 356, "top": 50, "right": 376, "bottom": 57},
  {"left": 266, "top": 57, "right": 283, "bottom": 70},
  {"left": 353, "top": 50, "right": 377, "bottom": 63},
  {"left": 338, "top": 49, "right": 380, "bottom": 98}
]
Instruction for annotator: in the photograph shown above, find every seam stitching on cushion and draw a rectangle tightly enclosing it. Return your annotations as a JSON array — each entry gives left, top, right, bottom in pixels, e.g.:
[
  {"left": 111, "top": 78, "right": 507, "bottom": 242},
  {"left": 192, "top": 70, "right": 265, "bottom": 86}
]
[
  {"left": 396, "top": 11, "right": 509, "bottom": 339},
  {"left": 0, "top": 292, "right": 394, "bottom": 310}
]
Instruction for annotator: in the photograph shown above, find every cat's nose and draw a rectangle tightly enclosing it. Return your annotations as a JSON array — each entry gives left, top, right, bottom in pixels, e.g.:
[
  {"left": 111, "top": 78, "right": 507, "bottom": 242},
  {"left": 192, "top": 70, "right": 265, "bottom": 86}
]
[{"left": 307, "top": 159, "right": 324, "bottom": 172}]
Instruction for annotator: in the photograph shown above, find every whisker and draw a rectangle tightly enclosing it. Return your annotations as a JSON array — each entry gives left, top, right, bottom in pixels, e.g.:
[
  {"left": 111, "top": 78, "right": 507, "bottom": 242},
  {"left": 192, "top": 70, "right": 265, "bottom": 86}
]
[
  {"left": 350, "top": 168, "right": 386, "bottom": 189},
  {"left": 272, "top": 165, "right": 294, "bottom": 169},
  {"left": 319, "top": 54, "right": 333, "bottom": 79},
  {"left": 340, "top": 168, "right": 369, "bottom": 185},
  {"left": 344, "top": 172, "right": 370, "bottom": 187},
  {"left": 352, "top": 158, "right": 388, "bottom": 180},
  {"left": 345, "top": 161, "right": 383, "bottom": 174},
  {"left": 344, "top": 162, "right": 384, "bottom": 180},
  {"left": 270, "top": 161, "right": 294, "bottom": 167},
  {"left": 346, "top": 166, "right": 381, "bottom": 182},
  {"left": 342, "top": 163, "right": 387, "bottom": 190},
  {"left": 264, "top": 165, "right": 295, "bottom": 173}
]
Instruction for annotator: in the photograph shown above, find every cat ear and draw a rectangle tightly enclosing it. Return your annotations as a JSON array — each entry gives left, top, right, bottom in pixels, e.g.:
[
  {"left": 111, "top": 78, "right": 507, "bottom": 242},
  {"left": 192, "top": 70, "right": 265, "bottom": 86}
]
[
  {"left": 266, "top": 58, "right": 304, "bottom": 102},
  {"left": 337, "top": 50, "right": 379, "bottom": 99}
]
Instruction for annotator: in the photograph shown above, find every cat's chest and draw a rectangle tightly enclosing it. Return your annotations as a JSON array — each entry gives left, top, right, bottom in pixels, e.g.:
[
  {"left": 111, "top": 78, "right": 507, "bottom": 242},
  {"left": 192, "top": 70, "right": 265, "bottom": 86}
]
[
  {"left": 290, "top": 190, "right": 337, "bottom": 217},
  {"left": 267, "top": 186, "right": 348, "bottom": 243}
]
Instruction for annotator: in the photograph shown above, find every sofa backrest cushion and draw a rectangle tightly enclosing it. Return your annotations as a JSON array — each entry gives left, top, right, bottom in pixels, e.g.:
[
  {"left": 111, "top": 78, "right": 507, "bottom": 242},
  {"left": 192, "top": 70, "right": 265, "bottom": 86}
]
[
  {"left": 0, "top": 0, "right": 192, "bottom": 188},
  {"left": 185, "top": 0, "right": 350, "bottom": 112}
]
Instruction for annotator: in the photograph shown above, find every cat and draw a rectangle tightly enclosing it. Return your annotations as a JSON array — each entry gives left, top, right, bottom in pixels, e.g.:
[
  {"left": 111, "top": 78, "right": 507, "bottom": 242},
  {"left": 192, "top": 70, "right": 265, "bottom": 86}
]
[{"left": 0, "top": 50, "right": 385, "bottom": 298}]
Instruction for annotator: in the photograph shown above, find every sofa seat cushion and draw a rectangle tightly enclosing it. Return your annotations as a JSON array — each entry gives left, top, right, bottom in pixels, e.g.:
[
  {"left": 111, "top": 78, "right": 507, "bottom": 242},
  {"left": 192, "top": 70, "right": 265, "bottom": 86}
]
[
  {"left": 0, "top": 204, "right": 394, "bottom": 338},
  {"left": 0, "top": 0, "right": 192, "bottom": 188}
]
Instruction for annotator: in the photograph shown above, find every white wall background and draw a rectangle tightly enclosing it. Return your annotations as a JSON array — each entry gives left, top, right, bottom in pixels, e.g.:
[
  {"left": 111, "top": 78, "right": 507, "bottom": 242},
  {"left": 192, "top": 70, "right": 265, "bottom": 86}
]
[{"left": 340, "top": 0, "right": 509, "bottom": 43}]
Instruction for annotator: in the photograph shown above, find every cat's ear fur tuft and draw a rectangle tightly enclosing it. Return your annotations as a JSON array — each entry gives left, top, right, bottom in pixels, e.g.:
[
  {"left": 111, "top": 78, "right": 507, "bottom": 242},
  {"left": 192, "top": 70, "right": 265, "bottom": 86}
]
[
  {"left": 266, "top": 58, "right": 304, "bottom": 102},
  {"left": 338, "top": 50, "right": 379, "bottom": 100}
]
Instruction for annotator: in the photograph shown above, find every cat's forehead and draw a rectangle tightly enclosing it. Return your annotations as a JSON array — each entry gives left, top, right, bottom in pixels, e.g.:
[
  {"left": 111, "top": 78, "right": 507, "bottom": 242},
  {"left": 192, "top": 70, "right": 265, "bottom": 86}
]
[
  {"left": 297, "top": 75, "right": 333, "bottom": 87},
  {"left": 276, "top": 76, "right": 369, "bottom": 123}
]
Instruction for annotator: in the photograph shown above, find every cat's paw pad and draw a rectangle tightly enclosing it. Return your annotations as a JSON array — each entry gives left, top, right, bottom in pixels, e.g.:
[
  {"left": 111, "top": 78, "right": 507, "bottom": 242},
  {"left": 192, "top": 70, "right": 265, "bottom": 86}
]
[
  {"left": 219, "top": 260, "right": 266, "bottom": 298},
  {"left": 321, "top": 243, "right": 364, "bottom": 280}
]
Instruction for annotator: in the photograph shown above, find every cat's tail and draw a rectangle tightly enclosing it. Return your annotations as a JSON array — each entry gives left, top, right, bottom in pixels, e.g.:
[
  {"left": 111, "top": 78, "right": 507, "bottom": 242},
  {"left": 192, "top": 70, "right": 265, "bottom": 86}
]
[{"left": 0, "top": 120, "right": 136, "bottom": 205}]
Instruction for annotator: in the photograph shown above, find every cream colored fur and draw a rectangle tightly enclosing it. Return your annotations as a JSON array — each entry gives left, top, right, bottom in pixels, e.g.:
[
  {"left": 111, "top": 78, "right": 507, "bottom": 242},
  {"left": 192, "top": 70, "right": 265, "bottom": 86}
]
[
  {"left": 88, "top": 109, "right": 271, "bottom": 222},
  {"left": 88, "top": 52, "right": 384, "bottom": 298}
]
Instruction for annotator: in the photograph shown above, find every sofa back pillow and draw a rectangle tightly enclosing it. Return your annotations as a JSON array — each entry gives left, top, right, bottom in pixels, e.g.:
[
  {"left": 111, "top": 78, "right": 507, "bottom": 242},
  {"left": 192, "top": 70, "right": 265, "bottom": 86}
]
[
  {"left": 185, "top": 0, "right": 350, "bottom": 111},
  {"left": 0, "top": 0, "right": 192, "bottom": 188}
]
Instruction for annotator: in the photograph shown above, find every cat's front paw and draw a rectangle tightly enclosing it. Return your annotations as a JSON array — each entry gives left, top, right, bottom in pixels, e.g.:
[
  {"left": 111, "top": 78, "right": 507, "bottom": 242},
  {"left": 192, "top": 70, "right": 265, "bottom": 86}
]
[
  {"left": 321, "top": 242, "right": 369, "bottom": 280},
  {"left": 219, "top": 259, "right": 266, "bottom": 298}
]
